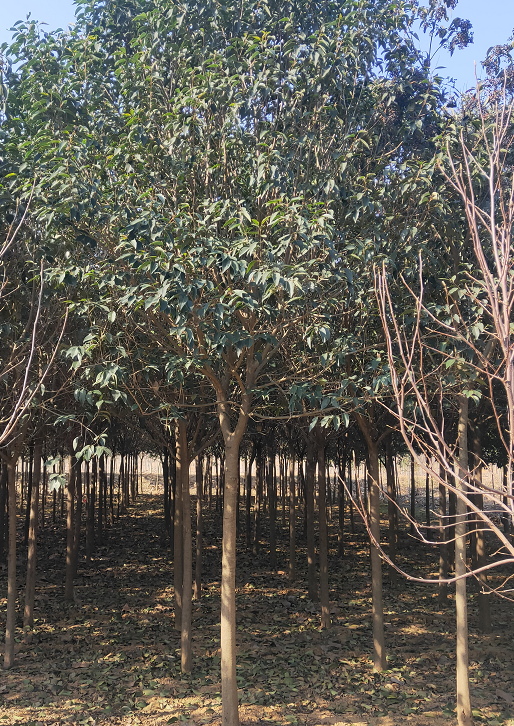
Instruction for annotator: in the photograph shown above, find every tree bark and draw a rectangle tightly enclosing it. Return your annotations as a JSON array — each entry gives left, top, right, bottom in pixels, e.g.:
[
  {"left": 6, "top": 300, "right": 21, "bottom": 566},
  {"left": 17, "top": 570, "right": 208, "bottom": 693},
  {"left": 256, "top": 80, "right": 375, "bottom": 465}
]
[
  {"left": 455, "top": 394, "right": 473, "bottom": 726},
  {"left": 471, "top": 428, "right": 490, "bottom": 633},
  {"left": 4, "top": 458, "right": 18, "bottom": 668},
  {"left": 288, "top": 455, "right": 296, "bottom": 582},
  {"left": 355, "top": 413, "right": 386, "bottom": 671},
  {"left": 385, "top": 437, "right": 397, "bottom": 586},
  {"left": 177, "top": 421, "right": 192, "bottom": 672},
  {"left": 305, "top": 439, "right": 317, "bottom": 601},
  {"left": 268, "top": 452, "right": 277, "bottom": 570},
  {"left": 438, "top": 463, "right": 448, "bottom": 607},
  {"left": 65, "top": 456, "right": 76, "bottom": 601},
  {"left": 174, "top": 434, "right": 184, "bottom": 631},
  {"left": 194, "top": 455, "right": 203, "bottom": 601},
  {"left": 24, "top": 440, "right": 42, "bottom": 628},
  {"left": 72, "top": 460, "right": 82, "bottom": 577},
  {"left": 221, "top": 440, "right": 241, "bottom": 726},
  {"left": 0, "top": 463, "right": 7, "bottom": 564},
  {"left": 317, "top": 436, "right": 330, "bottom": 629}
]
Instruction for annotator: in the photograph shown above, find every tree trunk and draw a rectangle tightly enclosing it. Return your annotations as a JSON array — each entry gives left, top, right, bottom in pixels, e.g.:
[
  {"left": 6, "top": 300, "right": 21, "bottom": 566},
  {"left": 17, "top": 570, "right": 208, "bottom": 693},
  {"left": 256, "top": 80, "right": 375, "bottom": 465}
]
[
  {"left": 65, "top": 456, "right": 76, "bottom": 601},
  {"left": 367, "top": 439, "right": 386, "bottom": 670},
  {"left": 438, "top": 463, "right": 448, "bottom": 607},
  {"left": 98, "top": 454, "right": 105, "bottom": 545},
  {"left": 194, "top": 456, "right": 203, "bottom": 601},
  {"left": 4, "top": 458, "right": 17, "bottom": 668},
  {"left": 471, "top": 428, "right": 490, "bottom": 633},
  {"left": 24, "top": 444, "right": 34, "bottom": 547},
  {"left": 72, "top": 461, "right": 82, "bottom": 577},
  {"left": 0, "top": 463, "right": 7, "bottom": 563},
  {"left": 410, "top": 453, "right": 416, "bottom": 536},
  {"left": 253, "top": 445, "right": 262, "bottom": 555},
  {"left": 221, "top": 440, "right": 241, "bottom": 726},
  {"left": 288, "top": 455, "right": 296, "bottom": 582},
  {"left": 24, "top": 440, "right": 42, "bottom": 628},
  {"left": 268, "top": 453, "right": 277, "bottom": 570},
  {"left": 245, "top": 446, "right": 255, "bottom": 550},
  {"left": 174, "top": 435, "right": 183, "bottom": 631},
  {"left": 385, "top": 438, "right": 397, "bottom": 586},
  {"left": 337, "top": 456, "right": 345, "bottom": 557},
  {"left": 305, "top": 440, "right": 317, "bottom": 601},
  {"left": 177, "top": 421, "right": 192, "bottom": 672},
  {"left": 317, "top": 437, "right": 330, "bottom": 629},
  {"left": 455, "top": 394, "right": 473, "bottom": 726}
]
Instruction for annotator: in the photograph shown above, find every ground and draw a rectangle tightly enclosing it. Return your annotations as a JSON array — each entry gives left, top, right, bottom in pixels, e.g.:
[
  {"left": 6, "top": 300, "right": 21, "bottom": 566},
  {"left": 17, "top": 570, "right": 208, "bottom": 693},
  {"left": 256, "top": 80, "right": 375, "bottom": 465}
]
[{"left": 0, "top": 488, "right": 513, "bottom": 726}]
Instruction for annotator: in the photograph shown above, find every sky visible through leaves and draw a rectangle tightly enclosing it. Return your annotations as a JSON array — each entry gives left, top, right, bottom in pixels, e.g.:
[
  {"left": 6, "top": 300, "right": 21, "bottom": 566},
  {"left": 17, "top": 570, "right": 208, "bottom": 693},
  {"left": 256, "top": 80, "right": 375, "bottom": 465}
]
[{"left": 1, "top": 0, "right": 514, "bottom": 91}]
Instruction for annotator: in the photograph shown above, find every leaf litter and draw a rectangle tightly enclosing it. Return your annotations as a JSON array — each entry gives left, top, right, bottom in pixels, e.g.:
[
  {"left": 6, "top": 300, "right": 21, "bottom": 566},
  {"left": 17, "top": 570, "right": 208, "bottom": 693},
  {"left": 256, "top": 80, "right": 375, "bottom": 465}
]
[{"left": 0, "top": 494, "right": 513, "bottom": 726}]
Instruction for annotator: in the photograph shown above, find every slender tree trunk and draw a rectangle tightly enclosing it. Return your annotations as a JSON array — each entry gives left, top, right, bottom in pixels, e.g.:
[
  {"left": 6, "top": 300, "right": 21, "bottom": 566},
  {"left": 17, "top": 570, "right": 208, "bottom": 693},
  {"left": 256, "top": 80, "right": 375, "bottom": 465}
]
[
  {"left": 221, "top": 439, "right": 242, "bottom": 726},
  {"left": 4, "top": 458, "right": 17, "bottom": 669},
  {"left": 245, "top": 447, "right": 255, "bottom": 550},
  {"left": 174, "top": 435, "right": 183, "bottom": 631},
  {"left": 455, "top": 395, "right": 472, "bottom": 726},
  {"left": 471, "top": 428, "right": 490, "bottom": 633},
  {"left": 253, "top": 445, "right": 262, "bottom": 555},
  {"left": 337, "top": 456, "right": 345, "bottom": 557},
  {"left": 438, "top": 463, "right": 448, "bottom": 606},
  {"left": 65, "top": 456, "right": 76, "bottom": 601},
  {"left": 109, "top": 456, "right": 114, "bottom": 525},
  {"left": 269, "top": 453, "right": 277, "bottom": 570},
  {"left": 194, "top": 456, "right": 203, "bottom": 601},
  {"left": 288, "top": 455, "right": 296, "bottom": 582},
  {"left": 425, "top": 468, "right": 431, "bottom": 526},
  {"left": 24, "top": 440, "right": 42, "bottom": 628},
  {"left": 385, "top": 438, "right": 397, "bottom": 586},
  {"left": 177, "top": 421, "right": 192, "bottom": 672},
  {"left": 98, "top": 455, "right": 105, "bottom": 545},
  {"left": 72, "top": 461, "right": 82, "bottom": 577},
  {"left": 85, "top": 462, "right": 92, "bottom": 563},
  {"left": 24, "top": 444, "right": 34, "bottom": 547},
  {"left": 305, "top": 440, "right": 317, "bottom": 601},
  {"left": 367, "top": 439, "right": 386, "bottom": 670},
  {"left": 317, "top": 437, "right": 330, "bottom": 629},
  {"left": 0, "top": 463, "right": 7, "bottom": 563},
  {"left": 410, "top": 453, "right": 416, "bottom": 536},
  {"left": 163, "top": 450, "right": 171, "bottom": 536}
]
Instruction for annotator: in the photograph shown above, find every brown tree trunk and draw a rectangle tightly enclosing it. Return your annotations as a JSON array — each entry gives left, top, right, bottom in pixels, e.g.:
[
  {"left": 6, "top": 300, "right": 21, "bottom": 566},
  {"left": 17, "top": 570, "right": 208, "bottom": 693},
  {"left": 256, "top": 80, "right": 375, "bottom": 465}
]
[
  {"left": 305, "top": 439, "right": 317, "bottom": 601},
  {"left": 268, "top": 453, "right": 277, "bottom": 570},
  {"left": 98, "top": 454, "right": 105, "bottom": 545},
  {"left": 174, "top": 436, "right": 183, "bottom": 631},
  {"left": 368, "top": 439, "right": 386, "bottom": 670},
  {"left": 337, "top": 456, "right": 345, "bottom": 557},
  {"left": 65, "top": 456, "right": 76, "bottom": 601},
  {"left": 385, "top": 438, "right": 397, "bottom": 586},
  {"left": 253, "top": 444, "right": 262, "bottom": 555},
  {"left": 221, "top": 439, "right": 242, "bottom": 726},
  {"left": 24, "top": 444, "right": 34, "bottom": 547},
  {"left": 410, "top": 453, "right": 416, "bottom": 536},
  {"left": 355, "top": 414, "right": 386, "bottom": 671},
  {"left": 288, "top": 455, "right": 296, "bottom": 582},
  {"left": 317, "top": 435, "right": 330, "bottom": 629},
  {"left": 72, "top": 461, "right": 82, "bottom": 577},
  {"left": 177, "top": 421, "right": 192, "bottom": 672},
  {"left": 438, "top": 463, "right": 448, "bottom": 606},
  {"left": 24, "top": 440, "right": 42, "bottom": 628},
  {"left": 455, "top": 395, "right": 472, "bottom": 726},
  {"left": 194, "top": 456, "right": 203, "bottom": 601},
  {"left": 471, "top": 428, "right": 490, "bottom": 633},
  {"left": 4, "top": 458, "right": 18, "bottom": 668},
  {"left": 0, "top": 463, "right": 7, "bottom": 564},
  {"left": 245, "top": 446, "right": 255, "bottom": 550}
]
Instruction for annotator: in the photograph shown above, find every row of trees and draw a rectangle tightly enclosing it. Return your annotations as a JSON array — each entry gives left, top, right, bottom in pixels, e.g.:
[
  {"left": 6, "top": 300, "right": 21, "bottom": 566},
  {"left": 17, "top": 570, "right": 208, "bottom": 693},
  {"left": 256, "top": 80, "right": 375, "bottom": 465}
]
[{"left": 1, "top": 0, "right": 514, "bottom": 724}]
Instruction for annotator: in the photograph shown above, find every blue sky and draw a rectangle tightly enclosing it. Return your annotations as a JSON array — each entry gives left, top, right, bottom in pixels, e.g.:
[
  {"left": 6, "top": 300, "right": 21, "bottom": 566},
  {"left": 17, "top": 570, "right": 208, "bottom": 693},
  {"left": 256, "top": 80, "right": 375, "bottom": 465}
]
[{"left": 1, "top": 0, "right": 513, "bottom": 92}]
